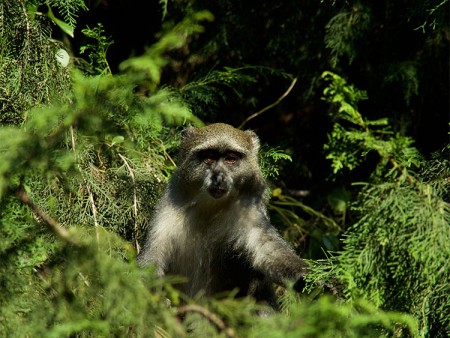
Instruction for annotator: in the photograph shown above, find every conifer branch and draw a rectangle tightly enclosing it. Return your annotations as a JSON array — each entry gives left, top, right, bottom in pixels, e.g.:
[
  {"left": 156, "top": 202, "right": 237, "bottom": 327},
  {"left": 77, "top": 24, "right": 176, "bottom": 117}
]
[
  {"left": 157, "top": 139, "right": 176, "bottom": 167},
  {"left": 239, "top": 76, "right": 298, "bottom": 129},
  {"left": 118, "top": 153, "right": 140, "bottom": 253},
  {"left": 70, "top": 125, "right": 77, "bottom": 152},
  {"left": 16, "top": 187, "right": 79, "bottom": 246},
  {"left": 70, "top": 126, "right": 100, "bottom": 244},
  {"left": 389, "top": 157, "right": 414, "bottom": 183},
  {"left": 176, "top": 304, "right": 236, "bottom": 338},
  {"left": 17, "top": 0, "right": 31, "bottom": 48},
  {"left": 86, "top": 183, "right": 100, "bottom": 244}
]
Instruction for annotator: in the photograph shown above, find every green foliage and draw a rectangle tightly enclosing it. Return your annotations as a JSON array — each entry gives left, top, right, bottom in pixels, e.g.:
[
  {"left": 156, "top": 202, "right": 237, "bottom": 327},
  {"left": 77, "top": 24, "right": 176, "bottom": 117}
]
[
  {"left": 251, "top": 293, "right": 417, "bottom": 338},
  {"left": 159, "top": 0, "right": 169, "bottom": 20},
  {"left": 0, "top": 0, "right": 74, "bottom": 124},
  {"left": 413, "top": 0, "right": 450, "bottom": 32},
  {"left": 269, "top": 189, "right": 341, "bottom": 251},
  {"left": 338, "top": 181, "right": 450, "bottom": 337},
  {"left": 0, "top": 214, "right": 183, "bottom": 337},
  {"left": 45, "top": 4, "right": 73, "bottom": 37},
  {"left": 311, "top": 73, "right": 450, "bottom": 337},
  {"left": 324, "top": 3, "right": 371, "bottom": 66},
  {"left": 322, "top": 71, "right": 369, "bottom": 124},
  {"left": 80, "top": 23, "right": 113, "bottom": 75},
  {"left": 180, "top": 66, "right": 291, "bottom": 119},
  {"left": 259, "top": 145, "right": 293, "bottom": 179},
  {"left": 120, "top": 11, "right": 214, "bottom": 92},
  {"left": 259, "top": 146, "right": 342, "bottom": 251},
  {"left": 0, "top": 11, "right": 209, "bottom": 337},
  {"left": 46, "top": 0, "right": 87, "bottom": 30},
  {"left": 384, "top": 61, "right": 419, "bottom": 105},
  {"left": 0, "top": 11, "right": 209, "bottom": 246},
  {"left": 322, "top": 71, "right": 422, "bottom": 175},
  {"left": 1, "top": 1, "right": 448, "bottom": 337}
]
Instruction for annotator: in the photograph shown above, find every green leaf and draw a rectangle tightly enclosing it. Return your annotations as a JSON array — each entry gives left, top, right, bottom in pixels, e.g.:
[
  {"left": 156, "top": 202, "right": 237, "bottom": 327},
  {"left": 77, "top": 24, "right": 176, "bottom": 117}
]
[
  {"left": 111, "top": 135, "right": 125, "bottom": 146},
  {"left": 47, "top": 5, "right": 74, "bottom": 38},
  {"left": 327, "top": 187, "right": 352, "bottom": 213},
  {"left": 27, "top": 4, "right": 38, "bottom": 20}
]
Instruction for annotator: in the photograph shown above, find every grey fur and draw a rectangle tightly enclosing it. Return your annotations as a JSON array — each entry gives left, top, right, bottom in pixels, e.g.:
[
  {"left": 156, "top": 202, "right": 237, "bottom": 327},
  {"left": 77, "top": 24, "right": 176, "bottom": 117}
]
[{"left": 137, "top": 123, "right": 309, "bottom": 306}]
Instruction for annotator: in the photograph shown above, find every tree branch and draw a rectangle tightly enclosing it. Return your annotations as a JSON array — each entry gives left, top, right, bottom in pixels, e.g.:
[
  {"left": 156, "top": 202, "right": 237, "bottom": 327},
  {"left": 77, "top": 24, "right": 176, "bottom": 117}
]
[
  {"left": 70, "top": 126, "right": 100, "bottom": 244},
  {"left": 86, "top": 183, "right": 100, "bottom": 244},
  {"left": 239, "top": 76, "right": 298, "bottom": 129},
  {"left": 176, "top": 304, "right": 235, "bottom": 338},
  {"left": 16, "top": 187, "right": 79, "bottom": 246},
  {"left": 17, "top": 0, "right": 31, "bottom": 48},
  {"left": 118, "top": 153, "right": 140, "bottom": 253}
]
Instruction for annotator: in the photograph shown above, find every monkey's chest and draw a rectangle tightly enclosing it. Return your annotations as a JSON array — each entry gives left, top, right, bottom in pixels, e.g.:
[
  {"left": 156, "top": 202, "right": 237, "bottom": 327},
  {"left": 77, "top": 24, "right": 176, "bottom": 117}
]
[{"left": 168, "top": 233, "right": 251, "bottom": 297}]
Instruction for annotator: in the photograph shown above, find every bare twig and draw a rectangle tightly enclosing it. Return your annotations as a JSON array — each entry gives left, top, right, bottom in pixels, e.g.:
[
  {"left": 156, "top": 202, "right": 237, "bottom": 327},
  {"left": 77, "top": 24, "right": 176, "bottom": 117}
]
[
  {"left": 176, "top": 304, "right": 236, "bottom": 338},
  {"left": 239, "top": 77, "right": 298, "bottom": 129},
  {"left": 70, "top": 126, "right": 100, "bottom": 244},
  {"left": 118, "top": 153, "right": 140, "bottom": 253},
  {"left": 16, "top": 187, "right": 79, "bottom": 246},
  {"left": 156, "top": 139, "right": 176, "bottom": 167},
  {"left": 70, "top": 126, "right": 76, "bottom": 152},
  {"left": 17, "top": 0, "right": 31, "bottom": 48},
  {"left": 86, "top": 183, "right": 100, "bottom": 244},
  {"left": 389, "top": 158, "right": 414, "bottom": 183}
]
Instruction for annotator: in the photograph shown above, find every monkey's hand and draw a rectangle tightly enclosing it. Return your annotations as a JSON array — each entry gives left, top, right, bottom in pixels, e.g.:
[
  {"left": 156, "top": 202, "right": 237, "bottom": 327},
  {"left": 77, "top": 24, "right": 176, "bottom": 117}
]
[{"left": 242, "top": 221, "right": 310, "bottom": 287}]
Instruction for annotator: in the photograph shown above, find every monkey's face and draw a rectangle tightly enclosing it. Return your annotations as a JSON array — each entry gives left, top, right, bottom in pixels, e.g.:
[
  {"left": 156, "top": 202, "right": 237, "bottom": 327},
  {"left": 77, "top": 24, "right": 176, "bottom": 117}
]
[
  {"left": 176, "top": 123, "right": 265, "bottom": 202},
  {"left": 196, "top": 148, "right": 242, "bottom": 199}
]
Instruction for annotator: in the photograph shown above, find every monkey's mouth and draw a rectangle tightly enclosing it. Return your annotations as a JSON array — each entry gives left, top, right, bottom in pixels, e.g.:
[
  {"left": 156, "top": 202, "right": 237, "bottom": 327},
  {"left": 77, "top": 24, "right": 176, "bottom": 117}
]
[{"left": 208, "top": 186, "right": 228, "bottom": 199}]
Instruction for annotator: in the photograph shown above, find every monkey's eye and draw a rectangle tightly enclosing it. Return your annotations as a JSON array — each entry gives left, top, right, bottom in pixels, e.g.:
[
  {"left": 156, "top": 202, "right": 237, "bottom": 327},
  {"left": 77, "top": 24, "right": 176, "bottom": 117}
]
[
  {"left": 204, "top": 157, "right": 215, "bottom": 165},
  {"left": 223, "top": 153, "right": 240, "bottom": 165},
  {"left": 197, "top": 150, "right": 218, "bottom": 165}
]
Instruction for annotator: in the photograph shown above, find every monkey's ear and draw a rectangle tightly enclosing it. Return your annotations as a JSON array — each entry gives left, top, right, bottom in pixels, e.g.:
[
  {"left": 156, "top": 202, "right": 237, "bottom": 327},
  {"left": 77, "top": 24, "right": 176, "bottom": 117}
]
[
  {"left": 245, "top": 130, "right": 260, "bottom": 152},
  {"left": 180, "top": 125, "right": 198, "bottom": 140}
]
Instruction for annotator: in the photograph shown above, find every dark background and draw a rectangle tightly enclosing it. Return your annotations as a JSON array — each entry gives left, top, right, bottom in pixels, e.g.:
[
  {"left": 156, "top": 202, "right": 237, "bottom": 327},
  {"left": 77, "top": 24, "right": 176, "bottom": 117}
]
[{"left": 72, "top": 0, "right": 449, "bottom": 215}]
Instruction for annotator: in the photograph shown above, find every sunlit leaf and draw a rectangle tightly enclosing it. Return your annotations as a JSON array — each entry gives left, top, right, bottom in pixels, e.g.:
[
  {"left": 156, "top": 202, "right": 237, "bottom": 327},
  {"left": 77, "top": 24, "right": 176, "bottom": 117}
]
[{"left": 47, "top": 5, "right": 74, "bottom": 37}]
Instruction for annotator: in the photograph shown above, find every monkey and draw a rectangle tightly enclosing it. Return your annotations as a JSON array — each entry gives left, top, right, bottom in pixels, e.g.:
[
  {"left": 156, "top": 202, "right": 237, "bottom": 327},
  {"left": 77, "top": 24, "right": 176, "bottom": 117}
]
[{"left": 137, "top": 123, "right": 309, "bottom": 307}]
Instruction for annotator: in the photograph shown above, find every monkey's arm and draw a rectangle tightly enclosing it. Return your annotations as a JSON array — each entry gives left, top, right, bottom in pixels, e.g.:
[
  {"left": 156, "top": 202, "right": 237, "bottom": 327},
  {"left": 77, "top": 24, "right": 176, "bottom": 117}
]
[
  {"left": 136, "top": 236, "right": 168, "bottom": 277},
  {"left": 242, "top": 220, "right": 309, "bottom": 286},
  {"left": 136, "top": 202, "right": 176, "bottom": 277}
]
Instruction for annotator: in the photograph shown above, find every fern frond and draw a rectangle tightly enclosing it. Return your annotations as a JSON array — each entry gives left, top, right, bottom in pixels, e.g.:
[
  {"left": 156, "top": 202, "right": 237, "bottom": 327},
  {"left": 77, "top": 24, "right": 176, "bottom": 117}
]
[
  {"left": 181, "top": 65, "right": 291, "bottom": 119},
  {"left": 324, "top": 4, "right": 371, "bottom": 66},
  {"left": 48, "top": 0, "right": 87, "bottom": 28},
  {"left": 259, "top": 145, "right": 292, "bottom": 178}
]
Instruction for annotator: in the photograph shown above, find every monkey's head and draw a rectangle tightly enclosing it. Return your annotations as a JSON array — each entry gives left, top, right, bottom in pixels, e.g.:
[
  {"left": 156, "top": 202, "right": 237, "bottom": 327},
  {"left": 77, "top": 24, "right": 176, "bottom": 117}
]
[{"left": 175, "top": 123, "right": 265, "bottom": 201}]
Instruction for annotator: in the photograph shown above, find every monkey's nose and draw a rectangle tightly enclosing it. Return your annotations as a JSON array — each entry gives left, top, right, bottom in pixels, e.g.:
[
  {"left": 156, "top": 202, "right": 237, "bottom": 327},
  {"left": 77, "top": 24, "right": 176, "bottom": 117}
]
[{"left": 213, "top": 171, "right": 225, "bottom": 184}]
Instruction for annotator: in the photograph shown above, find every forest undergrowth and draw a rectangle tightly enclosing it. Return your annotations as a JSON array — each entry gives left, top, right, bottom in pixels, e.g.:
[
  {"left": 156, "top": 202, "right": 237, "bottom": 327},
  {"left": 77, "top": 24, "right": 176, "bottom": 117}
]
[{"left": 1, "top": 1, "right": 448, "bottom": 337}]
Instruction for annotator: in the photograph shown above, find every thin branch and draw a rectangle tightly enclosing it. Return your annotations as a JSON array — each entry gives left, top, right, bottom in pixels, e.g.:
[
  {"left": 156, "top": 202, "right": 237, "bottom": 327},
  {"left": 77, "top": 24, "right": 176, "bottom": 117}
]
[
  {"left": 70, "top": 125, "right": 76, "bottom": 152},
  {"left": 118, "top": 153, "right": 140, "bottom": 253},
  {"left": 239, "top": 77, "right": 298, "bottom": 129},
  {"left": 70, "top": 126, "right": 100, "bottom": 244},
  {"left": 17, "top": 0, "right": 31, "bottom": 48},
  {"left": 176, "top": 304, "right": 236, "bottom": 338},
  {"left": 389, "top": 158, "right": 414, "bottom": 183},
  {"left": 86, "top": 183, "right": 100, "bottom": 244},
  {"left": 156, "top": 139, "right": 176, "bottom": 167},
  {"left": 16, "top": 187, "right": 79, "bottom": 246}
]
